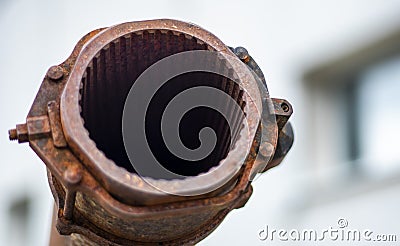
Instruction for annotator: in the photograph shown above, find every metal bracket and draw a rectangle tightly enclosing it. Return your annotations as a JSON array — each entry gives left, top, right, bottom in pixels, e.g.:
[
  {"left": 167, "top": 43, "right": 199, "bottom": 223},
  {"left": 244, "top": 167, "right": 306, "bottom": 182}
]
[{"left": 9, "top": 101, "right": 67, "bottom": 148}]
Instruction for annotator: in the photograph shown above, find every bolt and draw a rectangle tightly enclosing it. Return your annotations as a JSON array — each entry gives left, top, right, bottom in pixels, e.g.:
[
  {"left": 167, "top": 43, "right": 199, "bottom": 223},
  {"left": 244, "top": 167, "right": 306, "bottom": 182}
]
[
  {"left": 64, "top": 167, "right": 82, "bottom": 185},
  {"left": 281, "top": 103, "right": 289, "bottom": 113},
  {"left": 259, "top": 142, "right": 274, "bottom": 158},
  {"left": 8, "top": 129, "right": 18, "bottom": 141},
  {"left": 47, "top": 65, "right": 64, "bottom": 81},
  {"left": 9, "top": 124, "right": 29, "bottom": 143},
  {"left": 234, "top": 47, "right": 249, "bottom": 62}
]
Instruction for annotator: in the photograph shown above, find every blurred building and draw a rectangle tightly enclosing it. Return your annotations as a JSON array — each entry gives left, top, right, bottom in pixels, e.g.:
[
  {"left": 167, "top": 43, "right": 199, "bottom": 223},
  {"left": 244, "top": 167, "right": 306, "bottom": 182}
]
[
  {"left": 0, "top": 1, "right": 399, "bottom": 245},
  {"left": 291, "top": 24, "right": 400, "bottom": 246}
]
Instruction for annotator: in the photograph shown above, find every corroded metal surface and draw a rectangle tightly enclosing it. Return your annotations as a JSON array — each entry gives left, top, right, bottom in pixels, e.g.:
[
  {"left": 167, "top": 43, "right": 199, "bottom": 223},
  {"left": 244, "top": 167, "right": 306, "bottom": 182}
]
[
  {"left": 61, "top": 19, "right": 264, "bottom": 205},
  {"left": 9, "top": 19, "right": 293, "bottom": 245}
]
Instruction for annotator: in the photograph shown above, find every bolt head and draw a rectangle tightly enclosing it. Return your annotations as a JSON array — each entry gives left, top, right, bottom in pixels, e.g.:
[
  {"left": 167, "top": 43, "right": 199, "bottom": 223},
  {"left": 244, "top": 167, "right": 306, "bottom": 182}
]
[
  {"left": 234, "top": 47, "right": 249, "bottom": 61},
  {"left": 47, "top": 65, "right": 64, "bottom": 81},
  {"left": 259, "top": 142, "right": 274, "bottom": 158},
  {"left": 63, "top": 167, "right": 82, "bottom": 185}
]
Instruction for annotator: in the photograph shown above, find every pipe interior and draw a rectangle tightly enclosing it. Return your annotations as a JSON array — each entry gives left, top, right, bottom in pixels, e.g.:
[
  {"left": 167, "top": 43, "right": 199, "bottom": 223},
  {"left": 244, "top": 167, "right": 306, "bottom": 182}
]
[{"left": 79, "top": 30, "right": 245, "bottom": 177}]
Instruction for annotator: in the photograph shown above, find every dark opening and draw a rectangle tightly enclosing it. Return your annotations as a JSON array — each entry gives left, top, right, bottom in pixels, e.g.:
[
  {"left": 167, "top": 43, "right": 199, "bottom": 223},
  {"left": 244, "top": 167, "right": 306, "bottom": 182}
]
[{"left": 80, "top": 30, "right": 245, "bottom": 177}]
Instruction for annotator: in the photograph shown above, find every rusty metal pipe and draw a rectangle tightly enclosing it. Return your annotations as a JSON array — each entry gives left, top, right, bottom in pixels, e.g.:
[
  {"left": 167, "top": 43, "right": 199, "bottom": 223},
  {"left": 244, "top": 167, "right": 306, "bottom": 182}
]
[{"left": 9, "top": 19, "right": 293, "bottom": 245}]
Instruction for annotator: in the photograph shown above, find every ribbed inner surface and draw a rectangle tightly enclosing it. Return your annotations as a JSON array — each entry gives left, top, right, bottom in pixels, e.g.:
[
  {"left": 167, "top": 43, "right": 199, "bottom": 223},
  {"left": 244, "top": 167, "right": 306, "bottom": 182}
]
[{"left": 79, "top": 30, "right": 245, "bottom": 177}]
